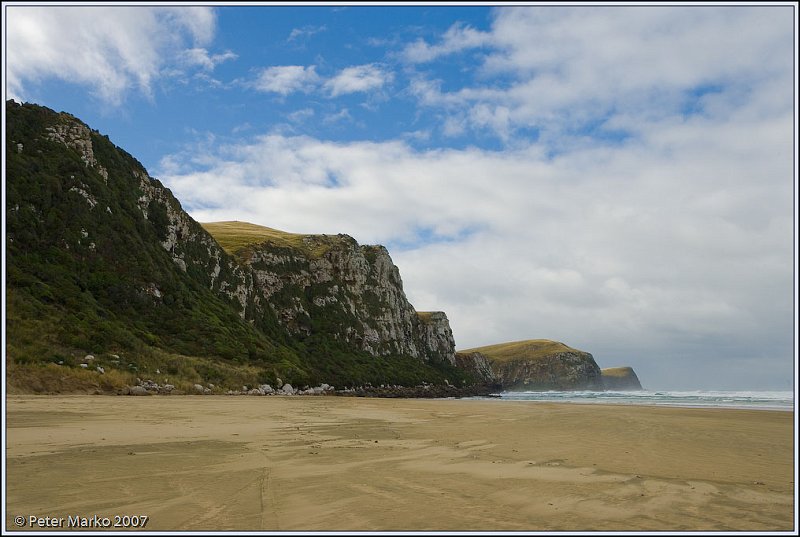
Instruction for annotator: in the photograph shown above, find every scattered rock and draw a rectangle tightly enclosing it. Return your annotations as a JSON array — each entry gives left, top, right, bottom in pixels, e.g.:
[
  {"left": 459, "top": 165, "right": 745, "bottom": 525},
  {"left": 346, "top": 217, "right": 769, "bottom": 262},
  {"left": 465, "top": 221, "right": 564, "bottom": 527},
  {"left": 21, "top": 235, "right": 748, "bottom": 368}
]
[
  {"left": 129, "top": 386, "right": 149, "bottom": 396},
  {"left": 193, "top": 384, "right": 205, "bottom": 393}
]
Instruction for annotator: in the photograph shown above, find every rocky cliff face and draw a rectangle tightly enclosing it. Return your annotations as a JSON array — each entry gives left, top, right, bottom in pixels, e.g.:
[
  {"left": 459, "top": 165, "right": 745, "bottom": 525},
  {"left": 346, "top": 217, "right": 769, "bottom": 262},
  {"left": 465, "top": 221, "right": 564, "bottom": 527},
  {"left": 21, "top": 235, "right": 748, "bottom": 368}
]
[
  {"left": 493, "top": 351, "right": 603, "bottom": 390},
  {"left": 460, "top": 340, "right": 604, "bottom": 391},
  {"left": 453, "top": 352, "right": 497, "bottom": 384},
  {"left": 601, "top": 367, "right": 643, "bottom": 390},
  {"left": 211, "top": 224, "right": 457, "bottom": 365}
]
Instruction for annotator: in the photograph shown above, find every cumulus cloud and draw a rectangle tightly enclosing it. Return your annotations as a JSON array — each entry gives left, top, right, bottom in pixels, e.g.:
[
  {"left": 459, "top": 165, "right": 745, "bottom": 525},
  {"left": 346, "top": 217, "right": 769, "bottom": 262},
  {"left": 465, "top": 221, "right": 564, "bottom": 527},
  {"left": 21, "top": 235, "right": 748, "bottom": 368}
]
[
  {"left": 324, "top": 64, "right": 393, "bottom": 97},
  {"left": 6, "top": 6, "right": 217, "bottom": 105},
  {"left": 253, "top": 65, "right": 320, "bottom": 95}
]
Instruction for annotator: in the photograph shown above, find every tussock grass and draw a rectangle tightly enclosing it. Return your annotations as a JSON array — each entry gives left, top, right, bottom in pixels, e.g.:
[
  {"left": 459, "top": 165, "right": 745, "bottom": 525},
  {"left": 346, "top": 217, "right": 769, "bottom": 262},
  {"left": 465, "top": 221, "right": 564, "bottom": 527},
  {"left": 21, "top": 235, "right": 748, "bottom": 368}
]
[
  {"left": 7, "top": 363, "right": 136, "bottom": 395},
  {"left": 201, "top": 221, "right": 341, "bottom": 259},
  {"left": 459, "top": 339, "right": 584, "bottom": 364}
]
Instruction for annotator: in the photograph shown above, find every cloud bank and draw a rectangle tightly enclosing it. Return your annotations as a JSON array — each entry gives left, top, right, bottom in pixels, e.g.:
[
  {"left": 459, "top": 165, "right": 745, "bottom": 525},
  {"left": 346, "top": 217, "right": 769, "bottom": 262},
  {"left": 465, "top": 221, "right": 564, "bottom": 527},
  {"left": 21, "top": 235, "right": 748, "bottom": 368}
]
[{"left": 158, "top": 6, "right": 794, "bottom": 389}]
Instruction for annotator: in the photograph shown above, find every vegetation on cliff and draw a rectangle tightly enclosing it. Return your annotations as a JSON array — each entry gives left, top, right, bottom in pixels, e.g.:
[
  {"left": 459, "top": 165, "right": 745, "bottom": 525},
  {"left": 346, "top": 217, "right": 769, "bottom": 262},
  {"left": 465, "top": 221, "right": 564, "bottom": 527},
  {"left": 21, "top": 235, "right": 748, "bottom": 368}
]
[{"left": 5, "top": 101, "right": 476, "bottom": 393}]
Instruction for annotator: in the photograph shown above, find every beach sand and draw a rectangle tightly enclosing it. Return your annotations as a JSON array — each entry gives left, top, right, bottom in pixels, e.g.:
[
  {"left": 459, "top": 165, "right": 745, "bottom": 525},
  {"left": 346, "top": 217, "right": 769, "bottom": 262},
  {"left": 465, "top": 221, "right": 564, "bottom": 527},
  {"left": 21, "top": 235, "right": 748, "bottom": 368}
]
[{"left": 5, "top": 395, "right": 795, "bottom": 531}]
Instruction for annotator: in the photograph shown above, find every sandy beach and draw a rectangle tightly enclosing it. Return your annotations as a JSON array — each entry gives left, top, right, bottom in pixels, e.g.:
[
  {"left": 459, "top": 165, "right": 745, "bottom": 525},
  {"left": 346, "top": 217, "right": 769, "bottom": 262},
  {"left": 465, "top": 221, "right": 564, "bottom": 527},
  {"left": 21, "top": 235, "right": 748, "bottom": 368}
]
[{"left": 5, "top": 395, "right": 795, "bottom": 532}]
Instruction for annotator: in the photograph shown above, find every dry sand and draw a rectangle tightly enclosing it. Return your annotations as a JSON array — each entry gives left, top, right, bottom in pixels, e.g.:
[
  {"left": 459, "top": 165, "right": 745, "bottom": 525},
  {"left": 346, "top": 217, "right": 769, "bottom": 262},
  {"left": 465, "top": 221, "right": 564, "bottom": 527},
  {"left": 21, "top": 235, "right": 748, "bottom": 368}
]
[{"left": 5, "top": 395, "right": 795, "bottom": 531}]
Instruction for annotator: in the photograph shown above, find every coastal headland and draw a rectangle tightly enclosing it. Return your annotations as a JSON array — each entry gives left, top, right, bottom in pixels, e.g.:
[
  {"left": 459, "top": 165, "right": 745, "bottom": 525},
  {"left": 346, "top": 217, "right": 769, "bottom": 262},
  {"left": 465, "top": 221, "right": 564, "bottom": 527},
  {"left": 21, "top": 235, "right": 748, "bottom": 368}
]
[{"left": 6, "top": 396, "right": 794, "bottom": 531}]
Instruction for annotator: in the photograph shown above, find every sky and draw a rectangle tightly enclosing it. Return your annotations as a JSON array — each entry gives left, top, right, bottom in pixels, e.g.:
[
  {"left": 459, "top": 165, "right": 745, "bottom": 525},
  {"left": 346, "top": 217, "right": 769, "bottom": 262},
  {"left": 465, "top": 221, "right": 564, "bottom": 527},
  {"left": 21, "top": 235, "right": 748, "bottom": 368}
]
[{"left": 3, "top": 2, "right": 797, "bottom": 390}]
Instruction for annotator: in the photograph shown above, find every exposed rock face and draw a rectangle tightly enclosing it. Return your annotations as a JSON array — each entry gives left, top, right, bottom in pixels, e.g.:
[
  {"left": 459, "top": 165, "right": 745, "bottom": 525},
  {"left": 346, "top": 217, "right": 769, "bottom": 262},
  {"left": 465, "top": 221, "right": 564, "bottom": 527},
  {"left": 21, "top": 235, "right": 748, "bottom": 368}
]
[
  {"left": 414, "top": 312, "right": 457, "bottom": 365},
  {"left": 454, "top": 352, "right": 497, "bottom": 384},
  {"left": 222, "top": 228, "right": 457, "bottom": 364},
  {"left": 134, "top": 171, "right": 252, "bottom": 311},
  {"left": 601, "top": 367, "right": 643, "bottom": 390},
  {"left": 494, "top": 351, "right": 602, "bottom": 390},
  {"left": 461, "top": 340, "right": 603, "bottom": 391},
  {"left": 45, "top": 120, "right": 109, "bottom": 182}
]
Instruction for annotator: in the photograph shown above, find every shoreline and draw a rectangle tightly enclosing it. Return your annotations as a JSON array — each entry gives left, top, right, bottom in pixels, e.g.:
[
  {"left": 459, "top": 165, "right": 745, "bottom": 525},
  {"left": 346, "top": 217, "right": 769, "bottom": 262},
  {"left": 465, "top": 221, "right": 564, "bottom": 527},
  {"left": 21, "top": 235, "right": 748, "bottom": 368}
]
[
  {"left": 467, "top": 398, "right": 795, "bottom": 412},
  {"left": 6, "top": 395, "right": 795, "bottom": 531},
  {"left": 9, "top": 389, "right": 794, "bottom": 412}
]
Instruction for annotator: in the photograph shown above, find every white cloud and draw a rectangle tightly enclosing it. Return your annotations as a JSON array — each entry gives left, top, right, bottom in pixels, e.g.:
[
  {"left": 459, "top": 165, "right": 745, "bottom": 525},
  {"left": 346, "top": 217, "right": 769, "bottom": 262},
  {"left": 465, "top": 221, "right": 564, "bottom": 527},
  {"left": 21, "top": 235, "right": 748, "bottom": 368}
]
[
  {"left": 324, "top": 64, "right": 393, "bottom": 97},
  {"left": 253, "top": 65, "right": 320, "bottom": 95},
  {"left": 6, "top": 6, "right": 217, "bottom": 105},
  {"left": 323, "top": 108, "right": 352, "bottom": 124},
  {"left": 288, "top": 108, "right": 315, "bottom": 124},
  {"left": 180, "top": 48, "right": 237, "bottom": 71},
  {"left": 402, "top": 22, "right": 492, "bottom": 63},
  {"left": 288, "top": 25, "right": 326, "bottom": 42}
]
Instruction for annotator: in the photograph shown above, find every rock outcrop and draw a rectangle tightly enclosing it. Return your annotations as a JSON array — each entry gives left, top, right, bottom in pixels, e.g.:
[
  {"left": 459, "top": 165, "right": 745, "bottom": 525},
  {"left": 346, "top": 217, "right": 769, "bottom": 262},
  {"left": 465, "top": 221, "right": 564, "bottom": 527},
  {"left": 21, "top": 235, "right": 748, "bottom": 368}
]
[
  {"left": 201, "top": 222, "right": 456, "bottom": 365},
  {"left": 453, "top": 352, "right": 497, "bottom": 384},
  {"left": 601, "top": 367, "right": 643, "bottom": 390},
  {"left": 460, "top": 340, "right": 603, "bottom": 391}
]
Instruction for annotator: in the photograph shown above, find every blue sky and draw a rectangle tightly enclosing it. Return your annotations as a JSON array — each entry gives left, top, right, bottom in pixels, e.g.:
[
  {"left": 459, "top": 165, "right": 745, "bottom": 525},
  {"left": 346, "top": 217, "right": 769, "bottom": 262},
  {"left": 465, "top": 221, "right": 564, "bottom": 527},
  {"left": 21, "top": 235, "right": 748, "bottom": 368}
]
[{"left": 4, "top": 3, "right": 797, "bottom": 390}]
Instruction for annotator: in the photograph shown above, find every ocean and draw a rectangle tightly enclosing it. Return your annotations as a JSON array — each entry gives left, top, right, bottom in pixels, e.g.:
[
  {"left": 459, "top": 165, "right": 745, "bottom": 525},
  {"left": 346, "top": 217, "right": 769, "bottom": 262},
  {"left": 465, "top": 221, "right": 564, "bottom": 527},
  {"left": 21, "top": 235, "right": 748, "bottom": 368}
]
[{"left": 480, "top": 390, "right": 795, "bottom": 411}]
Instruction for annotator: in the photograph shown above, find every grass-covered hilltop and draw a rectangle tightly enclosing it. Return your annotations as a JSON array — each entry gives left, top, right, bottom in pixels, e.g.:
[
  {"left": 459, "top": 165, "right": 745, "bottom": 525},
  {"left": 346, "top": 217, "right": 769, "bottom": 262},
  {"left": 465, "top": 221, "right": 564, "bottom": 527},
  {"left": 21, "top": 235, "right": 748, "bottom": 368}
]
[
  {"left": 459, "top": 340, "right": 643, "bottom": 391},
  {"left": 5, "top": 100, "right": 641, "bottom": 395}
]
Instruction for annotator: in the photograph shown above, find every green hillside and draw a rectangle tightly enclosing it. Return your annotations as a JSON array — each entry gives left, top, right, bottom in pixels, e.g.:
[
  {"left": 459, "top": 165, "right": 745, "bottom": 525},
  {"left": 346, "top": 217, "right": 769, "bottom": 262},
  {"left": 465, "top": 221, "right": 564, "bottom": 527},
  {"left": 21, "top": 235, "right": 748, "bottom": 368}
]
[{"left": 5, "top": 101, "right": 477, "bottom": 393}]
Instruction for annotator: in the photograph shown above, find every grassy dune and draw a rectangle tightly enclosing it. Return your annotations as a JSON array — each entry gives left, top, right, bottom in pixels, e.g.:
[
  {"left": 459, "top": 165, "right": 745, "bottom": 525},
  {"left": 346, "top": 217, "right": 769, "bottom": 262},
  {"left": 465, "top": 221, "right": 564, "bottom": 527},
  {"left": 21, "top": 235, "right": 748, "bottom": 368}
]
[{"left": 459, "top": 339, "right": 584, "bottom": 364}]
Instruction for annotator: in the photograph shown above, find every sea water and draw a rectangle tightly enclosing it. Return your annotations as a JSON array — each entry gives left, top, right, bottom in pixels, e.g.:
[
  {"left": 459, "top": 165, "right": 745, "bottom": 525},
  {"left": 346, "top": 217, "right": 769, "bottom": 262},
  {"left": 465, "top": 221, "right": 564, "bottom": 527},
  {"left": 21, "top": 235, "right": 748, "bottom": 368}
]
[{"left": 483, "top": 390, "right": 794, "bottom": 411}]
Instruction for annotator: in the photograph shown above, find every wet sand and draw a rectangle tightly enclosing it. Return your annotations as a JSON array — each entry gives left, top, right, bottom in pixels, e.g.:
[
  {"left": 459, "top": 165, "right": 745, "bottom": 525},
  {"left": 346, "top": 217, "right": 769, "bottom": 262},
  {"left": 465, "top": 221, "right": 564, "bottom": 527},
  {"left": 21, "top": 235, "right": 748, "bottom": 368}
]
[{"left": 5, "top": 395, "right": 795, "bottom": 531}]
